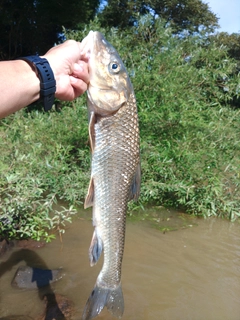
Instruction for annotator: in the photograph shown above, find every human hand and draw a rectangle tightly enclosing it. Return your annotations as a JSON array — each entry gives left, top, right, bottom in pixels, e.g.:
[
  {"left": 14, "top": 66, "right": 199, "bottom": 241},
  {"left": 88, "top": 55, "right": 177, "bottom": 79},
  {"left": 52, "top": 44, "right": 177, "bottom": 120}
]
[{"left": 43, "top": 40, "right": 89, "bottom": 101}]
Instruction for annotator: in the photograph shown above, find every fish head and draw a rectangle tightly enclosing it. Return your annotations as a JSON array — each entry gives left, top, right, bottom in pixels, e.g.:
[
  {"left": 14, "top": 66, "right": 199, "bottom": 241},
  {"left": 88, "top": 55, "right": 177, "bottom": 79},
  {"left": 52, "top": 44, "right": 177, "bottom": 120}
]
[{"left": 81, "top": 31, "right": 132, "bottom": 116}]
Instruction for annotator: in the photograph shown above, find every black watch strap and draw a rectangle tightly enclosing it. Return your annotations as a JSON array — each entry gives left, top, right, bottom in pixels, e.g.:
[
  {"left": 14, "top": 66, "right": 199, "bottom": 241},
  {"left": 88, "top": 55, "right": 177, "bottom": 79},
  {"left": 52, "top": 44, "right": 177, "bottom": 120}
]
[{"left": 19, "top": 55, "right": 56, "bottom": 111}]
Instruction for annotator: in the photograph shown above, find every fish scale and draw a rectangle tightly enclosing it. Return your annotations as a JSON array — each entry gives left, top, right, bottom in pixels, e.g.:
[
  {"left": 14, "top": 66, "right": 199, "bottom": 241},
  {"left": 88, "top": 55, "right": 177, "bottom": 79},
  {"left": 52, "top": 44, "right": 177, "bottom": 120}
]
[
  {"left": 81, "top": 31, "right": 140, "bottom": 320},
  {"left": 91, "top": 94, "right": 139, "bottom": 282}
]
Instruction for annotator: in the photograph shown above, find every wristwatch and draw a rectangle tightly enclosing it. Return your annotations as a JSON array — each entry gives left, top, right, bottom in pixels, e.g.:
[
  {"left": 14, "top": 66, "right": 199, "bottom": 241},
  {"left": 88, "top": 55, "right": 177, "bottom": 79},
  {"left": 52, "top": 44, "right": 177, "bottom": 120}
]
[{"left": 19, "top": 56, "right": 56, "bottom": 111}]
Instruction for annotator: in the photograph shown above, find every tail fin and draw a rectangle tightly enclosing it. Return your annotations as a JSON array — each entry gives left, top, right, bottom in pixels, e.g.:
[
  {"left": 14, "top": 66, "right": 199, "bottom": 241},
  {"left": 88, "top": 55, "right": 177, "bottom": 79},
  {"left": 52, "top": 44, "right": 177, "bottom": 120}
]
[{"left": 82, "top": 283, "right": 124, "bottom": 320}]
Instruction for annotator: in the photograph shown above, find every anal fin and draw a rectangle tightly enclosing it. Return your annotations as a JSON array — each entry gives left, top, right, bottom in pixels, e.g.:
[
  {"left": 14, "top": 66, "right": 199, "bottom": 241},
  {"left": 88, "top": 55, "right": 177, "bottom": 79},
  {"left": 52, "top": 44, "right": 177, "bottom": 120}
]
[{"left": 89, "top": 230, "right": 103, "bottom": 266}]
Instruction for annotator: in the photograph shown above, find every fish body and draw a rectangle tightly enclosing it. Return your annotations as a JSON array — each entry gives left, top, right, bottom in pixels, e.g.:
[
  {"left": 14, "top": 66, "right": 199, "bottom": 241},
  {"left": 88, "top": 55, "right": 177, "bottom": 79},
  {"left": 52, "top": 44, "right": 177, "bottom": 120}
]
[{"left": 81, "top": 31, "right": 140, "bottom": 320}]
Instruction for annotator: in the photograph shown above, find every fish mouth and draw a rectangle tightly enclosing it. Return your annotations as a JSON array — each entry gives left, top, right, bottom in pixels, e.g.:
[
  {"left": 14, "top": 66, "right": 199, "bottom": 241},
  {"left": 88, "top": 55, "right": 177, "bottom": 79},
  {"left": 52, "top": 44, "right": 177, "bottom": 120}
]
[
  {"left": 80, "top": 31, "right": 114, "bottom": 61},
  {"left": 80, "top": 31, "right": 103, "bottom": 58},
  {"left": 80, "top": 31, "right": 93, "bottom": 60}
]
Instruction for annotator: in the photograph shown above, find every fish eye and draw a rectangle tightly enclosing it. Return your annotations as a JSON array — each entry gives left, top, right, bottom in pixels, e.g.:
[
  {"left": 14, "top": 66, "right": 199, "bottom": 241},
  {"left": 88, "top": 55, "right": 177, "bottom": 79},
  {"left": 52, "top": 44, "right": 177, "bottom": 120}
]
[
  {"left": 112, "top": 63, "right": 118, "bottom": 69},
  {"left": 109, "top": 61, "right": 120, "bottom": 73}
]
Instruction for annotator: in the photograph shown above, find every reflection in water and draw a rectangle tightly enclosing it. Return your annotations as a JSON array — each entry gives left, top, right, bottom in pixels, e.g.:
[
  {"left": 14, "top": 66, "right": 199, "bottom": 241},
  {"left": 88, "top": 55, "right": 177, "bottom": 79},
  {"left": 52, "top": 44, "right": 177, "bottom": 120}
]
[
  {"left": 0, "top": 209, "right": 239, "bottom": 320},
  {"left": 0, "top": 249, "right": 66, "bottom": 319}
]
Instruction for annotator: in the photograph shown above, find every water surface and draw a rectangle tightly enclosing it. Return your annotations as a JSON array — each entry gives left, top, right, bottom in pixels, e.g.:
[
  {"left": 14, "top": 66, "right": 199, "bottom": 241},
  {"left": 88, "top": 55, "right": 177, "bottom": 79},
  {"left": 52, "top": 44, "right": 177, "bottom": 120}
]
[{"left": 0, "top": 208, "right": 239, "bottom": 319}]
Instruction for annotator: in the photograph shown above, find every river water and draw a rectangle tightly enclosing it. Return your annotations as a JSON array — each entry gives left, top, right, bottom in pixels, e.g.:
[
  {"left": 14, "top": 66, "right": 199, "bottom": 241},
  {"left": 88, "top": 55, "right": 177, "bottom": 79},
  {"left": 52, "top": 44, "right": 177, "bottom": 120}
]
[{"left": 0, "top": 208, "right": 239, "bottom": 319}]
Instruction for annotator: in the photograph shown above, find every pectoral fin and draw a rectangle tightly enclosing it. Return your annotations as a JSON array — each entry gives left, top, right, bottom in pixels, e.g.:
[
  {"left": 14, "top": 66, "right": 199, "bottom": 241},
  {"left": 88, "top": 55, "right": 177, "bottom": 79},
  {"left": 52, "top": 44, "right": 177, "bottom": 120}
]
[
  {"left": 129, "top": 163, "right": 141, "bottom": 201},
  {"left": 84, "top": 177, "right": 94, "bottom": 208},
  {"left": 89, "top": 111, "right": 96, "bottom": 152}
]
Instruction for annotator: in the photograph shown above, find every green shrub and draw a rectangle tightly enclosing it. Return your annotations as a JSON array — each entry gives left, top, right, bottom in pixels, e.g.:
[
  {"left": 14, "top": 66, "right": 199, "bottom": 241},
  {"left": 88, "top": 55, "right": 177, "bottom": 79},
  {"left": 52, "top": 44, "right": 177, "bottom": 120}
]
[
  {"left": 0, "top": 103, "right": 90, "bottom": 240},
  {"left": 1, "top": 16, "right": 240, "bottom": 241},
  {"left": 70, "top": 17, "right": 240, "bottom": 220}
]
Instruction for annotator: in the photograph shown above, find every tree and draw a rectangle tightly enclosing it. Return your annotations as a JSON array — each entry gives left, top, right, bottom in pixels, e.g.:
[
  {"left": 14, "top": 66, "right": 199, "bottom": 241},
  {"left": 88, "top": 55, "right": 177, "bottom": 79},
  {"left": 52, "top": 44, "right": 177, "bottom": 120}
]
[
  {"left": 0, "top": 0, "right": 100, "bottom": 59},
  {"left": 211, "top": 32, "right": 240, "bottom": 61},
  {"left": 99, "top": 0, "right": 219, "bottom": 33}
]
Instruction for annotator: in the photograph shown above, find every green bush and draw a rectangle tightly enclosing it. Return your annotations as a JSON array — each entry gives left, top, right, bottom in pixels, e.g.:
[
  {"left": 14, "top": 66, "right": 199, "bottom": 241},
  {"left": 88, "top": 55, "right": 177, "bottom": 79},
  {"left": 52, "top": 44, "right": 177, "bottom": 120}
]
[
  {"left": 71, "top": 17, "right": 240, "bottom": 219},
  {"left": 1, "top": 16, "right": 240, "bottom": 241},
  {"left": 0, "top": 104, "right": 90, "bottom": 240}
]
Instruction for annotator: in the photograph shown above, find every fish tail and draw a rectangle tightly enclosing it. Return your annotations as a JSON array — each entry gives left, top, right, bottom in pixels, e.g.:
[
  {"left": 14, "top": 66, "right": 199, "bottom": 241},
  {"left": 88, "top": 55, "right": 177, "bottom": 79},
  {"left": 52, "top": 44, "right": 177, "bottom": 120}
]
[{"left": 82, "top": 283, "right": 124, "bottom": 320}]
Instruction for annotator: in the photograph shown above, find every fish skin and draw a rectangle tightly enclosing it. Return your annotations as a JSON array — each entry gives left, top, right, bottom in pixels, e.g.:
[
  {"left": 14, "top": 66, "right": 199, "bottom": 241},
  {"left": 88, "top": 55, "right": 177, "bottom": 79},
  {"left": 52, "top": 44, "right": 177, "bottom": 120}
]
[{"left": 81, "top": 31, "right": 140, "bottom": 320}]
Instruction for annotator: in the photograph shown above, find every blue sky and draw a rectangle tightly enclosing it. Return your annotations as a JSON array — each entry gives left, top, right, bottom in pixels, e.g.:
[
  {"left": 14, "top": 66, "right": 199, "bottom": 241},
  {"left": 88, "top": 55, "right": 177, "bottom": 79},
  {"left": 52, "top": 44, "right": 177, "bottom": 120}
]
[{"left": 204, "top": 0, "right": 240, "bottom": 33}]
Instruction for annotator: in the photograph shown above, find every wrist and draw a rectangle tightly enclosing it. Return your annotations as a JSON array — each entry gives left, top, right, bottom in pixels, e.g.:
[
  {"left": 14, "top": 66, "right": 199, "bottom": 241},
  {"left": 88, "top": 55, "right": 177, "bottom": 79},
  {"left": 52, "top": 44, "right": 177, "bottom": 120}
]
[
  {"left": 19, "top": 60, "right": 40, "bottom": 100},
  {"left": 18, "top": 56, "right": 56, "bottom": 111}
]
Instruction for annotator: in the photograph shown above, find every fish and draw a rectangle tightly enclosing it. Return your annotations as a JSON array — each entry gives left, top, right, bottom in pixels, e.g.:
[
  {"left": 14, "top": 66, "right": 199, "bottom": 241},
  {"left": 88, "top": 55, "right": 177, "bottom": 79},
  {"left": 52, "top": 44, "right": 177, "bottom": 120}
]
[{"left": 80, "top": 31, "right": 141, "bottom": 320}]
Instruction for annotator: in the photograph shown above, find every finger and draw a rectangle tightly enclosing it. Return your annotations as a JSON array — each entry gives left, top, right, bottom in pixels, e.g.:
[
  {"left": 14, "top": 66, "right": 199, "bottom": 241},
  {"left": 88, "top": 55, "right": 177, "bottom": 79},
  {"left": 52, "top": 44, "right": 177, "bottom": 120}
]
[
  {"left": 70, "top": 77, "right": 88, "bottom": 97},
  {"left": 71, "top": 61, "right": 89, "bottom": 84}
]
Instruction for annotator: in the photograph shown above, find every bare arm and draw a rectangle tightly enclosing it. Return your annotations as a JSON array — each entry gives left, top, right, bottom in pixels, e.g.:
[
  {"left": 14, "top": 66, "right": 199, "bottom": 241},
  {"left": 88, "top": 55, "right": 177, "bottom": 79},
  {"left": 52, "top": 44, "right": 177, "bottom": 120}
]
[
  {"left": 0, "top": 40, "right": 89, "bottom": 119},
  {"left": 0, "top": 59, "right": 40, "bottom": 118}
]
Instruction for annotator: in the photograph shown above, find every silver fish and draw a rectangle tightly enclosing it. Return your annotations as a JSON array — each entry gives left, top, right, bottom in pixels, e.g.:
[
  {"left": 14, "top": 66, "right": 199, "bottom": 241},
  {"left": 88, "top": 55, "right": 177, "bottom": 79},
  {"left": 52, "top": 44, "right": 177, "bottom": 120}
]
[{"left": 81, "top": 31, "right": 140, "bottom": 320}]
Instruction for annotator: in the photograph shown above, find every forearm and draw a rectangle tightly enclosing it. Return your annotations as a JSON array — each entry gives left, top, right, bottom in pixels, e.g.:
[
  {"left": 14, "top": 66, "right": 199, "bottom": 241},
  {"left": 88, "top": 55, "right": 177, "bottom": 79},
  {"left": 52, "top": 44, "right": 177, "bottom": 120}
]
[
  {"left": 0, "top": 40, "right": 89, "bottom": 119},
  {"left": 0, "top": 60, "right": 40, "bottom": 118}
]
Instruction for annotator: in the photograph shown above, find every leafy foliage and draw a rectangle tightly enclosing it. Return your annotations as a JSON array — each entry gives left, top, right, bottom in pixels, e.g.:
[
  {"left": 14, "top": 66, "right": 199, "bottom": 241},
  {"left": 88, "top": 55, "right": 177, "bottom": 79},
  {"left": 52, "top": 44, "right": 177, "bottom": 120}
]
[
  {"left": 98, "top": 0, "right": 219, "bottom": 33},
  {"left": 0, "top": 16, "right": 240, "bottom": 241},
  {"left": 0, "top": 0, "right": 100, "bottom": 59},
  {"left": 0, "top": 103, "right": 90, "bottom": 240},
  {"left": 72, "top": 17, "right": 240, "bottom": 219},
  {"left": 211, "top": 32, "right": 240, "bottom": 62},
  {"left": 0, "top": 0, "right": 220, "bottom": 59}
]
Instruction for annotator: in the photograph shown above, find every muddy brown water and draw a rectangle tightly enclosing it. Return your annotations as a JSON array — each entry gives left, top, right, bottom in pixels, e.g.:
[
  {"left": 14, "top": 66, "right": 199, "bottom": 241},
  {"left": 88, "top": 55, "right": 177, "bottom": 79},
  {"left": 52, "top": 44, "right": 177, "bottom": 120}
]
[{"left": 0, "top": 208, "right": 239, "bottom": 320}]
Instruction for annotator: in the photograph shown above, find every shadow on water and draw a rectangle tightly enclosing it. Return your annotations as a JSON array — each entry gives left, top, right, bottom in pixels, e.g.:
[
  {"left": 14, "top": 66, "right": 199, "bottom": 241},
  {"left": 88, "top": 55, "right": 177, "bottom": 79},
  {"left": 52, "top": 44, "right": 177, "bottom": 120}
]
[{"left": 0, "top": 249, "right": 66, "bottom": 320}]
